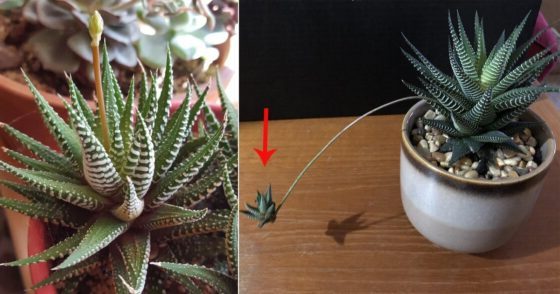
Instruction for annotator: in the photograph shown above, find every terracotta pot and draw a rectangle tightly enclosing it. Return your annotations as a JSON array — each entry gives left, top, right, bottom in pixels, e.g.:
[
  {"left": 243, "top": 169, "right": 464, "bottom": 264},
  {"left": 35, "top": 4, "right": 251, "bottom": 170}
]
[
  {"left": 0, "top": 101, "right": 224, "bottom": 292},
  {"left": 400, "top": 100, "right": 557, "bottom": 253}
]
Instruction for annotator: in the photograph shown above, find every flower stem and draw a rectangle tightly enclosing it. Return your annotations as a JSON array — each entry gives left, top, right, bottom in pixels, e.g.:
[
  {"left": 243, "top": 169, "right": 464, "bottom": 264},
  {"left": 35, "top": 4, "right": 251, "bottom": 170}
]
[{"left": 275, "top": 96, "right": 420, "bottom": 213}]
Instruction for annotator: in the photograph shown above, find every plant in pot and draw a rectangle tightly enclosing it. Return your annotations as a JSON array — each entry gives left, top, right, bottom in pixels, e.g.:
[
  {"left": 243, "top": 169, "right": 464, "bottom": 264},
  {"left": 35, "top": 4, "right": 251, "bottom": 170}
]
[
  {"left": 243, "top": 11, "right": 558, "bottom": 254},
  {"left": 0, "top": 11, "right": 238, "bottom": 293}
]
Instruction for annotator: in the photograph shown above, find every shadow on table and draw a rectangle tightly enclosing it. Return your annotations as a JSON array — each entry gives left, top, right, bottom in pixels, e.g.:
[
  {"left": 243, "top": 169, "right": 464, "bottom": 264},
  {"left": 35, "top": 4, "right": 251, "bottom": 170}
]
[
  {"left": 479, "top": 161, "right": 560, "bottom": 260},
  {"left": 325, "top": 212, "right": 405, "bottom": 245}
]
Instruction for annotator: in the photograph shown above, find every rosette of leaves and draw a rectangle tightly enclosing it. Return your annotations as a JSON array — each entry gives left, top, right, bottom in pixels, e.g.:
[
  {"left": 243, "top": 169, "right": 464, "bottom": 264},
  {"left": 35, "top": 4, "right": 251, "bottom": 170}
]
[
  {"left": 137, "top": 0, "right": 237, "bottom": 71},
  {"left": 22, "top": 0, "right": 140, "bottom": 74},
  {"left": 402, "top": 11, "right": 560, "bottom": 166},
  {"left": 0, "top": 45, "right": 238, "bottom": 292}
]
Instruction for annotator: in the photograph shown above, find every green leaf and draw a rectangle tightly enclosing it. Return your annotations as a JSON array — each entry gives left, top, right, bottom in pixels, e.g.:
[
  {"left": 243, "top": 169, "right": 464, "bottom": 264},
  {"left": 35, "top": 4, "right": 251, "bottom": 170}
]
[
  {"left": 151, "top": 210, "right": 230, "bottom": 242},
  {"left": 145, "top": 122, "right": 225, "bottom": 209},
  {"left": 494, "top": 93, "right": 539, "bottom": 112},
  {"left": 448, "top": 11, "right": 478, "bottom": 82},
  {"left": 138, "top": 71, "right": 150, "bottom": 117},
  {"left": 123, "top": 115, "right": 155, "bottom": 199},
  {"left": 225, "top": 205, "right": 237, "bottom": 278},
  {"left": 119, "top": 77, "right": 136, "bottom": 169},
  {"left": 151, "top": 262, "right": 236, "bottom": 294},
  {"left": 0, "top": 124, "right": 75, "bottom": 173},
  {"left": 1, "top": 227, "right": 87, "bottom": 266},
  {"left": 65, "top": 100, "right": 123, "bottom": 197},
  {"left": 463, "top": 88, "right": 495, "bottom": 127},
  {"left": 0, "top": 179, "right": 54, "bottom": 203},
  {"left": 470, "top": 130, "right": 512, "bottom": 143},
  {"left": 401, "top": 80, "right": 450, "bottom": 117},
  {"left": 491, "top": 86, "right": 559, "bottom": 106},
  {"left": 474, "top": 12, "right": 487, "bottom": 73},
  {"left": 3, "top": 148, "right": 77, "bottom": 178},
  {"left": 111, "top": 176, "right": 144, "bottom": 222},
  {"left": 421, "top": 118, "right": 463, "bottom": 137},
  {"left": 0, "top": 197, "right": 88, "bottom": 228},
  {"left": 100, "top": 42, "right": 119, "bottom": 140},
  {"left": 110, "top": 231, "right": 150, "bottom": 294},
  {"left": 494, "top": 49, "right": 556, "bottom": 95},
  {"left": 485, "top": 106, "right": 528, "bottom": 130},
  {"left": 0, "top": 161, "right": 110, "bottom": 211},
  {"left": 462, "top": 137, "right": 485, "bottom": 153},
  {"left": 22, "top": 71, "right": 82, "bottom": 170},
  {"left": 216, "top": 72, "right": 239, "bottom": 141},
  {"left": 32, "top": 254, "right": 104, "bottom": 290},
  {"left": 451, "top": 112, "right": 479, "bottom": 135},
  {"left": 448, "top": 40, "right": 482, "bottom": 103},
  {"left": 454, "top": 11, "right": 479, "bottom": 81},
  {"left": 420, "top": 78, "right": 469, "bottom": 113},
  {"left": 134, "top": 204, "right": 207, "bottom": 230},
  {"left": 53, "top": 214, "right": 129, "bottom": 270},
  {"left": 449, "top": 140, "right": 471, "bottom": 165},
  {"left": 152, "top": 48, "right": 174, "bottom": 144},
  {"left": 172, "top": 157, "right": 226, "bottom": 208},
  {"left": 223, "top": 167, "right": 238, "bottom": 209},
  {"left": 67, "top": 75, "right": 95, "bottom": 131},
  {"left": 480, "top": 13, "right": 528, "bottom": 89}
]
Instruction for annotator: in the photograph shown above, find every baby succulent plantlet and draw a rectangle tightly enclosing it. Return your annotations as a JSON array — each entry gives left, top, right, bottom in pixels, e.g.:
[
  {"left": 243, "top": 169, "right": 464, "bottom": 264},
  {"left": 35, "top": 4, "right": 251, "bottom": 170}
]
[
  {"left": 0, "top": 11, "right": 238, "bottom": 293},
  {"left": 401, "top": 11, "right": 560, "bottom": 167}
]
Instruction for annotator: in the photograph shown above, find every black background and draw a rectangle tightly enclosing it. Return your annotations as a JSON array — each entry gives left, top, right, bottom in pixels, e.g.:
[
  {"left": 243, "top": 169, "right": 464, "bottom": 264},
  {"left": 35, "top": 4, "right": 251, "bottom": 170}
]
[{"left": 239, "top": 0, "right": 541, "bottom": 121}]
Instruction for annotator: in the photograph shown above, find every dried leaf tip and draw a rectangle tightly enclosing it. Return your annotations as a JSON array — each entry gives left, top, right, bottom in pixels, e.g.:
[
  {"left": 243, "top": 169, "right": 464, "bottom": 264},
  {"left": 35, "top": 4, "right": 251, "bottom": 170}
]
[{"left": 88, "top": 11, "right": 104, "bottom": 46}]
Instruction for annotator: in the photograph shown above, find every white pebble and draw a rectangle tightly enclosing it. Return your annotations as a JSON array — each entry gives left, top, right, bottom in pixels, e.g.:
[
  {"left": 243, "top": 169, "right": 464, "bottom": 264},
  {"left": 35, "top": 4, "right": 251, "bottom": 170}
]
[
  {"left": 464, "top": 170, "right": 479, "bottom": 179},
  {"left": 424, "top": 110, "right": 436, "bottom": 120},
  {"left": 496, "top": 158, "right": 505, "bottom": 167},
  {"left": 527, "top": 137, "right": 537, "bottom": 147},
  {"left": 429, "top": 142, "right": 439, "bottom": 152},
  {"left": 503, "top": 157, "right": 521, "bottom": 166}
]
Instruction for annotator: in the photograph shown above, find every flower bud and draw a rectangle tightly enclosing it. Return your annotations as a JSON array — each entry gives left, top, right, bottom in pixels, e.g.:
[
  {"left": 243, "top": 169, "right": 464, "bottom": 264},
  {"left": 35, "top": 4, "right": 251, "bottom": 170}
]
[{"left": 88, "top": 10, "right": 104, "bottom": 46}]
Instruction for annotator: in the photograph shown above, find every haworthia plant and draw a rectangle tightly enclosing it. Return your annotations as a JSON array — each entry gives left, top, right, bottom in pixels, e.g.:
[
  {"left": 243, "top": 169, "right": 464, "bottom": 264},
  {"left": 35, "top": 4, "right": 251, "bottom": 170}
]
[
  {"left": 0, "top": 44, "right": 238, "bottom": 292},
  {"left": 402, "top": 11, "right": 560, "bottom": 165}
]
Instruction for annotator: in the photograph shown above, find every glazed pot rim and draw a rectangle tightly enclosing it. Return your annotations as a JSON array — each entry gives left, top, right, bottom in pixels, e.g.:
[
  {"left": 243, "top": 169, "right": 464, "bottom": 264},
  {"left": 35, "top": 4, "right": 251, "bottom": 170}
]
[{"left": 401, "top": 98, "right": 557, "bottom": 186}]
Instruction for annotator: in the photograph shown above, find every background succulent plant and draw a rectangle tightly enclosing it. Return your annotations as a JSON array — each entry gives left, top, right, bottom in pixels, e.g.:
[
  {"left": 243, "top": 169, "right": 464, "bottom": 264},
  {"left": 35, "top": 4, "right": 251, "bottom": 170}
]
[
  {"left": 136, "top": 0, "right": 237, "bottom": 71},
  {"left": 22, "top": 0, "right": 140, "bottom": 74},
  {"left": 0, "top": 42, "right": 238, "bottom": 292},
  {"left": 402, "top": 11, "right": 560, "bottom": 166}
]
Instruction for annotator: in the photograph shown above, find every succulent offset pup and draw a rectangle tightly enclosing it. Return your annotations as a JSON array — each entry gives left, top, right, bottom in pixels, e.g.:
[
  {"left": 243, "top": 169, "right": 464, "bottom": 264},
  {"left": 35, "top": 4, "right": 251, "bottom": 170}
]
[
  {"left": 0, "top": 11, "right": 238, "bottom": 293},
  {"left": 402, "top": 11, "right": 559, "bottom": 167},
  {"left": 244, "top": 11, "right": 559, "bottom": 227}
]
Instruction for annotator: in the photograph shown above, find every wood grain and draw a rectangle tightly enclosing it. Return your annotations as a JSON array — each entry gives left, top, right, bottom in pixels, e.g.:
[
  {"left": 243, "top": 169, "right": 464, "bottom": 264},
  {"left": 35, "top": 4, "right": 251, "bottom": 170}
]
[{"left": 239, "top": 98, "right": 560, "bottom": 293}]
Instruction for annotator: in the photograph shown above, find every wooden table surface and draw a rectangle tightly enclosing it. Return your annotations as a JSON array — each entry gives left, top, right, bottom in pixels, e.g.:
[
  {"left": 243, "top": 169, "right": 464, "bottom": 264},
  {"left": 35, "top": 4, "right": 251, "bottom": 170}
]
[{"left": 239, "top": 98, "right": 560, "bottom": 293}]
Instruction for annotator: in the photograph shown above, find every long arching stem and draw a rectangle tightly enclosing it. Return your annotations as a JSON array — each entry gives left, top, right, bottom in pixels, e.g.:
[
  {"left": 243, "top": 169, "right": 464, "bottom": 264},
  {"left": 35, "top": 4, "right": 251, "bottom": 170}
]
[{"left": 275, "top": 96, "right": 420, "bottom": 213}]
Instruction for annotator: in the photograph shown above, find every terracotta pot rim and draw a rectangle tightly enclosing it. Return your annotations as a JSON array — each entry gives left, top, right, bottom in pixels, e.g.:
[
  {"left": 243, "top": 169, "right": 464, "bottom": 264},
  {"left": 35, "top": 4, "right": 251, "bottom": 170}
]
[{"left": 401, "top": 98, "right": 557, "bottom": 187}]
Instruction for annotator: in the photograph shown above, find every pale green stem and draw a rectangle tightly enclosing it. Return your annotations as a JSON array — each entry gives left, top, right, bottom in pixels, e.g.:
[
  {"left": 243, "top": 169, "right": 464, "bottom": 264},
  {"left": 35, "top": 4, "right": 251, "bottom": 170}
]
[{"left": 275, "top": 96, "right": 421, "bottom": 213}]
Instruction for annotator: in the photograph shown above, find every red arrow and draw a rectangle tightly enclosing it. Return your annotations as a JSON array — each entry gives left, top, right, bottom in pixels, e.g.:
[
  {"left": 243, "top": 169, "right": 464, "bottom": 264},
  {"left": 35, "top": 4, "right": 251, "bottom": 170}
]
[{"left": 254, "top": 108, "right": 277, "bottom": 166}]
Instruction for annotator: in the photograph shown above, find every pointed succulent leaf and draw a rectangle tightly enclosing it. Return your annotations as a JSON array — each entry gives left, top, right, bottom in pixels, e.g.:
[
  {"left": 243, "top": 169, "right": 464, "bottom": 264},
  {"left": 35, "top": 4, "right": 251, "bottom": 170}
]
[
  {"left": 225, "top": 204, "right": 237, "bottom": 278},
  {"left": 145, "top": 122, "right": 225, "bottom": 209},
  {"left": 154, "top": 89, "right": 193, "bottom": 180},
  {"left": 223, "top": 167, "right": 237, "bottom": 209},
  {"left": 151, "top": 262, "right": 236, "bottom": 294},
  {"left": 0, "top": 161, "right": 109, "bottom": 211},
  {"left": 32, "top": 254, "right": 103, "bottom": 290},
  {"left": 53, "top": 214, "right": 130, "bottom": 270},
  {"left": 100, "top": 42, "right": 119, "bottom": 139},
  {"left": 474, "top": 12, "right": 487, "bottom": 73},
  {"left": 494, "top": 49, "right": 555, "bottom": 95},
  {"left": 152, "top": 48, "right": 174, "bottom": 144},
  {"left": 470, "top": 130, "right": 512, "bottom": 143},
  {"left": 138, "top": 70, "right": 150, "bottom": 117},
  {"left": 151, "top": 210, "right": 230, "bottom": 242},
  {"left": 485, "top": 106, "right": 528, "bottom": 131},
  {"left": 462, "top": 137, "right": 484, "bottom": 153},
  {"left": 0, "top": 124, "right": 75, "bottom": 172},
  {"left": 481, "top": 14, "right": 527, "bottom": 89},
  {"left": 448, "top": 11, "right": 478, "bottom": 82},
  {"left": 110, "top": 68, "right": 125, "bottom": 114},
  {"left": 402, "top": 81, "right": 450, "bottom": 117},
  {"left": 401, "top": 48, "right": 461, "bottom": 95},
  {"left": 134, "top": 204, "right": 207, "bottom": 230},
  {"left": 0, "top": 197, "right": 88, "bottom": 228},
  {"left": 1, "top": 227, "right": 87, "bottom": 266},
  {"left": 22, "top": 71, "right": 82, "bottom": 169},
  {"left": 65, "top": 100, "right": 123, "bottom": 197},
  {"left": 120, "top": 77, "right": 135, "bottom": 163},
  {"left": 123, "top": 115, "right": 155, "bottom": 198},
  {"left": 492, "top": 86, "right": 559, "bottom": 106},
  {"left": 0, "top": 179, "right": 54, "bottom": 203},
  {"left": 449, "top": 140, "right": 471, "bottom": 165},
  {"left": 172, "top": 157, "right": 226, "bottom": 208},
  {"left": 448, "top": 40, "right": 483, "bottom": 103},
  {"left": 143, "top": 74, "right": 159, "bottom": 132},
  {"left": 67, "top": 76, "right": 95, "bottom": 130},
  {"left": 421, "top": 118, "right": 463, "bottom": 137},
  {"left": 3, "top": 148, "right": 76, "bottom": 178},
  {"left": 454, "top": 11, "right": 478, "bottom": 80},
  {"left": 451, "top": 112, "right": 479, "bottom": 135},
  {"left": 508, "top": 19, "right": 556, "bottom": 70},
  {"left": 420, "top": 78, "right": 469, "bottom": 113},
  {"left": 501, "top": 121, "right": 541, "bottom": 136},
  {"left": 463, "top": 88, "right": 495, "bottom": 127},
  {"left": 111, "top": 176, "right": 145, "bottom": 222},
  {"left": 110, "top": 231, "right": 150, "bottom": 294},
  {"left": 494, "top": 93, "right": 539, "bottom": 112},
  {"left": 216, "top": 72, "right": 239, "bottom": 142}
]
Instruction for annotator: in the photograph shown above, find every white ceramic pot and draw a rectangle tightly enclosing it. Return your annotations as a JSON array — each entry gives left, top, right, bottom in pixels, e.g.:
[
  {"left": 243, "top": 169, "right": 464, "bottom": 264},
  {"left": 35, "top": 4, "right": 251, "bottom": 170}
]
[{"left": 400, "top": 100, "right": 557, "bottom": 253}]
